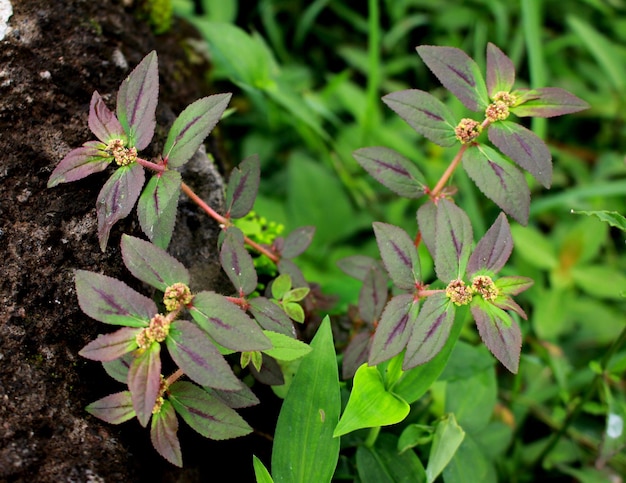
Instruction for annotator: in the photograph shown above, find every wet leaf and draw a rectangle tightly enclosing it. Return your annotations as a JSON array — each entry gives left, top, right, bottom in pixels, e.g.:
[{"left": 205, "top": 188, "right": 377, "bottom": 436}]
[
  {"left": 163, "top": 93, "right": 232, "bottom": 167},
  {"left": 373, "top": 222, "right": 421, "bottom": 290},
  {"left": 151, "top": 400, "right": 182, "bottom": 467},
  {"left": 79, "top": 326, "right": 141, "bottom": 361},
  {"left": 434, "top": 199, "right": 473, "bottom": 282},
  {"left": 281, "top": 226, "right": 316, "bottom": 259},
  {"left": 86, "top": 391, "right": 135, "bottom": 425},
  {"left": 225, "top": 154, "right": 260, "bottom": 219},
  {"left": 463, "top": 144, "right": 529, "bottom": 225},
  {"left": 467, "top": 213, "right": 513, "bottom": 276},
  {"left": 354, "top": 146, "right": 428, "bottom": 198},
  {"left": 116, "top": 51, "right": 158, "bottom": 150},
  {"left": 74, "top": 269, "right": 155, "bottom": 327},
  {"left": 89, "top": 90, "right": 125, "bottom": 143},
  {"left": 128, "top": 341, "right": 161, "bottom": 427},
  {"left": 137, "top": 170, "right": 181, "bottom": 249},
  {"left": 369, "top": 294, "right": 416, "bottom": 366},
  {"left": 47, "top": 142, "right": 111, "bottom": 187},
  {"left": 220, "top": 227, "right": 258, "bottom": 296},
  {"left": 486, "top": 43, "right": 515, "bottom": 97},
  {"left": 97, "top": 163, "right": 145, "bottom": 251},
  {"left": 512, "top": 87, "right": 589, "bottom": 118}
]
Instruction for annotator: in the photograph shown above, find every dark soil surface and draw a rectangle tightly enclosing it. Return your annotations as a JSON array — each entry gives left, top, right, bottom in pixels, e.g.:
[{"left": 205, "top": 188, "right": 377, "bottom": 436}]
[{"left": 0, "top": 0, "right": 278, "bottom": 480}]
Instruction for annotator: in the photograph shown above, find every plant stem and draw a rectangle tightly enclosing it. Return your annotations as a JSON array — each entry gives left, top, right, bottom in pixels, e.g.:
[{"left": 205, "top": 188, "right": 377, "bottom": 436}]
[
  {"left": 364, "top": 426, "right": 381, "bottom": 448},
  {"left": 166, "top": 368, "right": 184, "bottom": 387},
  {"left": 429, "top": 143, "right": 469, "bottom": 199}
]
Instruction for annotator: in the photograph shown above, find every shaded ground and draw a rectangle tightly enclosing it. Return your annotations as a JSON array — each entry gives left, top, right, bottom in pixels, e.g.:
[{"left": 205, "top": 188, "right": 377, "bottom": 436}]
[{"left": 0, "top": 0, "right": 278, "bottom": 480}]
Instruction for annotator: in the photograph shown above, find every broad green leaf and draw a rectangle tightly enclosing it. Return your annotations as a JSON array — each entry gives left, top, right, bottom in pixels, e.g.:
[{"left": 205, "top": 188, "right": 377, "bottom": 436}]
[
  {"left": 121, "top": 234, "right": 189, "bottom": 292},
  {"left": 486, "top": 42, "right": 515, "bottom": 97},
  {"left": 169, "top": 381, "right": 252, "bottom": 440},
  {"left": 356, "top": 433, "right": 426, "bottom": 483},
  {"left": 416, "top": 45, "right": 489, "bottom": 112},
  {"left": 398, "top": 424, "right": 434, "bottom": 453},
  {"left": 434, "top": 199, "right": 473, "bottom": 282},
  {"left": 382, "top": 90, "right": 457, "bottom": 147},
  {"left": 425, "top": 413, "right": 465, "bottom": 483},
  {"left": 445, "top": 367, "right": 497, "bottom": 433},
  {"left": 488, "top": 121, "right": 552, "bottom": 188},
  {"left": 262, "top": 331, "right": 312, "bottom": 361},
  {"left": 467, "top": 213, "right": 513, "bottom": 276},
  {"left": 463, "top": 145, "right": 530, "bottom": 225},
  {"left": 438, "top": 341, "right": 495, "bottom": 382},
  {"left": 471, "top": 301, "right": 521, "bottom": 373},
  {"left": 89, "top": 90, "right": 125, "bottom": 144},
  {"left": 281, "top": 226, "right": 316, "bottom": 259},
  {"left": 220, "top": 227, "right": 258, "bottom": 296},
  {"left": 532, "top": 288, "right": 570, "bottom": 340},
  {"left": 442, "top": 433, "right": 497, "bottom": 483},
  {"left": 86, "top": 391, "right": 135, "bottom": 425},
  {"left": 572, "top": 209, "right": 626, "bottom": 232},
  {"left": 225, "top": 155, "right": 261, "bottom": 219},
  {"left": 79, "top": 326, "right": 141, "bottom": 361},
  {"left": 137, "top": 170, "right": 181, "bottom": 249},
  {"left": 354, "top": 146, "right": 427, "bottom": 198},
  {"left": 334, "top": 364, "right": 410, "bottom": 437},
  {"left": 369, "top": 294, "right": 416, "bottom": 366},
  {"left": 403, "top": 293, "right": 456, "bottom": 369},
  {"left": 116, "top": 51, "right": 158, "bottom": 150},
  {"left": 248, "top": 297, "right": 295, "bottom": 337},
  {"left": 189, "top": 291, "right": 271, "bottom": 351},
  {"left": 163, "top": 93, "right": 232, "bottom": 167},
  {"left": 253, "top": 455, "right": 274, "bottom": 483},
  {"left": 510, "top": 224, "right": 558, "bottom": 270},
  {"left": 47, "top": 142, "right": 112, "bottom": 187},
  {"left": 96, "top": 164, "right": 145, "bottom": 251},
  {"left": 128, "top": 341, "right": 161, "bottom": 427},
  {"left": 74, "top": 270, "right": 155, "bottom": 327},
  {"left": 571, "top": 265, "right": 626, "bottom": 299},
  {"left": 272, "top": 317, "right": 341, "bottom": 483},
  {"left": 166, "top": 320, "right": 242, "bottom": 390},
  {"left": 150, "top": 400, "right": 182, "bottom": 467},
  {"left": 373, "top": 222, "right": 421, "bottom": 290},
  {"left": 359, "top": 265, "right": 389, "bottom": 325},
  {"left": 559, "top": 216, "right": 608, "bottom": 266},
  {"left": 512, "top": 87, "right": 589, "bottom": 118}
]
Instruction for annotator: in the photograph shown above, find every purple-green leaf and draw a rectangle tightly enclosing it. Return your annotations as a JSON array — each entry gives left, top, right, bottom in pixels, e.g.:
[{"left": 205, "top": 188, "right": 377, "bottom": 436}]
[
  {"left": 74, "top": 269, "right": 155, "bottom": 327},
  {"left": 225, "top": 154, "right": 260, "bottom": 219},
  {"left": 47, "top": 142, "right": 112, "bottom": 188},
  {"left": 79, "top": 326, "right": 141, "bottom": 361},
  {"left": 382, "top": 89, "right": 458, "bottom": 147},
  {"left": 486, "top": 43, "right": 515, "bottom": 97},
  {"left": 166, "top": 320, "right": 242, "bottom": 390},
  {"left": 337, "top": 255, "right": 381, "bottom": 281},
  {"left": 89, "top": 91, "right": 125, "bottom": 144},
  {"left": 496, "top": 276, "right": 534, "bottom": 296},
  {"left": 488, "top": 120, "right": 552, "bottom": 188},
  {"left": 373, "top": 222, "right": 421, "bottom": 291},
  {"left": 206, "top": 383, "right": 260, "bottom": 409},
  {"left": 128, "top": 341, "right": 161, "bottom": 427},
  {"left": 403, "top": 293, "right": 456, "bottom": 370},
  {"left": 103, "top": 354, "right": 133, "bottom": 383},
  {"left": 278, "top": 258, "right": 308, "bottom": 289},
  {"left": 467, "top": 213, "right": 513, "bottom": 276},
  {"left": 137, "top": 170, "right": 181, "bottom": 249},
  {"left": 434, "top": 199, "right": 473, "bottom": 282},
  {"left": 151, "top": 400, "right": 182, "bottom": 467},
  {"left": 97, "top": 163, "right": 145, "bottom": 251},
  {"left": 416, "top": 45, "right": 489, "bottom": 112},
  {"left": 169, "top": 381, "right": 252, "bottom": 440},
  {"left": 116, "top": 51, "right": 158, "bottom": 150},
  {"left": 471, "top": 301, "right": 521, "bottom": 373},
  {"left": 189, "top": 291, "right": 271, "bottom": 351},
  {"left": 369, "top": 294, "right": 417, "bottom": 366},
  {"left": 354, "top": 146, "right": 427, "bottom": 198},
  {"left": 248, "top": 296, "right": 295, "bottom": 337},
  {"left": 121, "top": 234, "right": 190, "bottom": 292},
  {"left": 512, "top": 87, "right": 589, "bottom": 118},
  {"left": 281, "top": 226, "right": 316, "bottom": 259},
  {"left": 163, "top": 93, "right": 232, "bottom": 167},
  {"left": 86, "top": 391, "right": 135, "bottom": 425},
  {"left": 342, "top": 332, "right": 372, "bottom": 380},
  {"left": 416, "top": 200, "right": 438, "bottom": 258},
  {"left": 493, "top": 295, "right": 528, "bottom": 320},
  {"left": 220, "top": 227, "right": 258, "bottom": 296},
  {"left": 359, "top": 265, "right": 389, "bottom": 325},
  {"left": 462, "top": 144, "right": 530, "bottom": 225}
]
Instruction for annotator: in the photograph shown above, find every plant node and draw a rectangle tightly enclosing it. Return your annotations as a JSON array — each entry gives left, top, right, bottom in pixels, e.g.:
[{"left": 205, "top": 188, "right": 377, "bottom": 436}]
[
  {"left": 106, "top": 138, "right": 137, "bottom": 166},
  {"left": 454, "top": 118, "right": 482, "bottom": 144},
  {"left": 471, "top": 275, "right": 499, "bottom": 301},
  {"left": 163, "top": 282, "right": 193, "bottom": 311},
  {"left": 136, "top": 313, "right": 171, "bottom": 349},
  {"left": 445, "top": 279, "right": 473, "bottom": 305}
]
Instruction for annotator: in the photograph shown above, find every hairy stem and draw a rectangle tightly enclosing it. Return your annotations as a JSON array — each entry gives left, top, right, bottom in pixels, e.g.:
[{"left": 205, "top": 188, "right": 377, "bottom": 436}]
[{"left": 429, "top": 144, "right": 468, "bottom": 199}]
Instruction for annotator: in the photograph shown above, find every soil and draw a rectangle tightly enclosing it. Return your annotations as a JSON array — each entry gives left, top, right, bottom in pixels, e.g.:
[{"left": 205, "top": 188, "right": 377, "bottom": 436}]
[{"left": 0, "top": 0, "right": 278, "bottom": 480}]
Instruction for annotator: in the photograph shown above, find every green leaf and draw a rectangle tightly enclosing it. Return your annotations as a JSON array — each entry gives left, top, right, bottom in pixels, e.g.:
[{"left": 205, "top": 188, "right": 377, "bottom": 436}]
[
  {"left": 47, "top": 142, "right": 112, "bottom": 187},
  {"left": 356, "top": 433, "right": 426, "bottom": 483},
  {"left": 398, "top": 424, "right": 434, "bottom": 452},
  {"left": 253, "top": 455, "right": 274, "bottom": 483},
  {"left": 150, "top": 400, "right": 182, "bottom": 467},
  {"left": 96, "top": 164, "right": 145, "bottom": 251},
  {"left": 572, "top": 209, "right": 626, "bottom": 233},
  {"left": 425, "top": 413, "right": 465, "bottom": 483},
  {"left": 137, "top": 170, "right": 181, "bottom": 249},
  {"left": 416, "top": 45, "right": 489, "bottom": 112},
  {"left": 462, "top": 145, "right": 530, "bottom": 225},
  {"left": 74, "top": 269, "right": 155, "bottom": 327},
  {"left": 263, "top": 331, "right": 312, "bottom": 361},
  {"left": 512, "top": 87, "right": 589, "bottom": 118},
  {"left": 128, "top": 341, "right": 161, "bottom": 427},
  {"left": 79, "top": 327, "right": 141, "bottom": 362},
  {"left": 121, "top": 234, "right": 190, "bottom": 292},
  {"left": 438, "top": 341, "right": 495, "bottom": 382},
  {"left": 272, "top": 316, "right": 341, "bottom": 483},
  {"left": 271, "top": 273, "right": 292, "bottom": 300},
  {"left": 283, "top": 287, "right": 310, "bottom": 304},
  {"left": 284, "top": 302, "right": 305, "bottom": 323},
  {"left": 488, "top": 120, "right": 552, "bottom": 188},
  {"left": 220, "top": 227, "right": 258, "bottom": 296},
  {"left": 403, "top": 293, "right": 456, "bottom": 369},
  {"left": 369, "top": 294, "right": 416, "bottom": 366},
  {"left": 486, "top": 42, "right": 515, "bottom": 97},
  {"left": 381, "top": 90, "right": 457, "bottom": 147},
  {"left": 86, "top": 391, "right": 135, "bottom": 425},
  {"left": 166, "top": 320, "right": 242, "bottom": 390},
  {"left": 373, "top": 222, "right": 421, "bottom": 290},
  {"left": 116, "top": 51, "right": 158, "bottom": 150},
  {"left": 467, "top": 213, "right": 513, "bottom": 276},
  {"left": 510, "top": 224, "right": 558, "bottom": 270},
  {"left": 434, "top": 199, "right": 473, "bottom": 282},
  {"left": 163, "top": 93, "right": 232, "bottom": 167},
  {"left": 189, "top": 291, "right": 271, "bottom": 351},
  {"left": 571, "top": 265, "right": 626, "bottom": 299},
  {"left": 334, "top": 363, "right": 410, "bottom": 437},
  {"left": 169, "top": 381, "right": 252, "bottom": 440},
  {"left": 442, "top": 433, "right": 497, "bottom": 483},
  {"left": 532, "top": 288, "right": 570, "bottom": 340},
  {"left": 445, "top": 367, "right": 497, "bottom": 433},
  {"left": 225, "top": 155, "right": 261, "bottom": 219}
]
